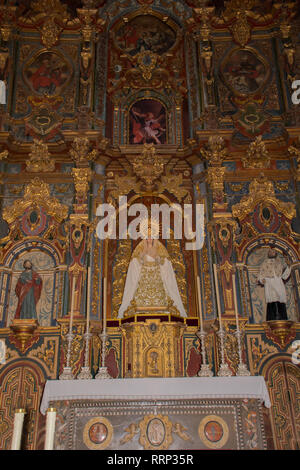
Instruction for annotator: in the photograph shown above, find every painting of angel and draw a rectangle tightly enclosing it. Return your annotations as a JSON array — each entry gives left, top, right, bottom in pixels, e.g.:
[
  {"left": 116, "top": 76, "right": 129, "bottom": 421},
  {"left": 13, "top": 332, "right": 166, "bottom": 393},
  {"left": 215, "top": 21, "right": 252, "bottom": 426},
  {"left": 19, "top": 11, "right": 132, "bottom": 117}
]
[{"left": 129, "top": 99, "right": 166, "bottom": 145}]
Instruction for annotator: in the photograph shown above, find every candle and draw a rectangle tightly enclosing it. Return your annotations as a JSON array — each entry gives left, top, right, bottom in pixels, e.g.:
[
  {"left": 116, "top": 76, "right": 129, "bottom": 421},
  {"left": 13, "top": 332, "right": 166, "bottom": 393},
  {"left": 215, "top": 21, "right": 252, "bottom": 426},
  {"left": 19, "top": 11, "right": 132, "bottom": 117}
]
[
  {"left": 11, "top": 409, "right": 26, "bottom": 450},
  {"left": 103, "top": 277, "right": 107, "bottom": 333},
  {"left": 213, "top": 264, "right": 222, "bottom": 326},
  {"left": 196, "top": 275, "right": 204, "bottom": 331},
  {"left": 69, "top": 275, "right": 76, "bottom": 332},
  {"left": 86, "top": 267, "right": 91, "bottom": 329},
  {"left": 44, "top": 408, "right": 56, "bottom": 450},
  {"left": 232, "top": 273, "right": 240, "bottom": 332}
]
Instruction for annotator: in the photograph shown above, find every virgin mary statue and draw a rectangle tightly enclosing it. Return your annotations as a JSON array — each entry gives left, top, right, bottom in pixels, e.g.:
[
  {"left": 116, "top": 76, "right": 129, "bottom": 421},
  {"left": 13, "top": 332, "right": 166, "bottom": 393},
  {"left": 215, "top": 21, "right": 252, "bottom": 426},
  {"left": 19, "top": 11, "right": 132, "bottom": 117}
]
[{"left": 118, "top": 239, "right": 186, "bottom": 318}]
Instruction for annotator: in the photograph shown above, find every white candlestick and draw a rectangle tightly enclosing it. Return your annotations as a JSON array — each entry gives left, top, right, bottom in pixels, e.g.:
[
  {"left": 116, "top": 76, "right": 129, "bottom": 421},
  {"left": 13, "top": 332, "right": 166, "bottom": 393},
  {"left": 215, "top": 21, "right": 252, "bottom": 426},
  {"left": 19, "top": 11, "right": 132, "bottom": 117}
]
[
  {"left": 196, "top": 276, "right": 204, "bottom": 331},
  {"left": 44, "top": 408, "right": 56, "bottom": 450},
  {"left": 213, "top": 264, "right": 222, "bottom": 327},
  {"left": 103, "top": 277, "right": 107, "bottom": 333},
  {"left": 11, "top": 409, "right": 26, "bottom": 450},
  {"left": 69, "top": 275, "right": 76, "bottom": 332}
]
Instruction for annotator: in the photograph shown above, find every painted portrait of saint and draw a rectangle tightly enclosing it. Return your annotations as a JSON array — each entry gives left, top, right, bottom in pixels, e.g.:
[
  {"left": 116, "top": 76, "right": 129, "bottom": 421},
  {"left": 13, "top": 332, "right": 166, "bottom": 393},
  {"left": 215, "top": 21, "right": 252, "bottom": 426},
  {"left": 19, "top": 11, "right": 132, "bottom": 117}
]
[
  {"left": 115, "top": 15, "right": 176, "bottom": 57},
  {"left": 24, "top": 51, "right": 71, "bottom": 96},
  {"left": 130, "top": 99, "right": 167, "bottom": 145},
  {"left": 221, "top": 48, "right": 268, "bottom": 95}
]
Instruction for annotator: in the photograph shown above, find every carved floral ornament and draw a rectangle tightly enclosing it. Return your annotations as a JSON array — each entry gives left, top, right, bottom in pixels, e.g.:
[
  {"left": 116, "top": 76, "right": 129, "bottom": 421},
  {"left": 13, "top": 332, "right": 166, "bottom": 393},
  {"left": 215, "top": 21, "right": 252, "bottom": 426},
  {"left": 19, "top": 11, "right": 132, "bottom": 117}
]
[
  {"left": 231, "top": 175, "right": 296, "bottom": 222},
  {"left": 28, "top": 0, "right": 71, "bottom": 49},
  {"left": 200, "top": 136, "right": 227, "bottom": 166},
  {"left": 2, "top": 177, "right": 68, "bottom": 225},
  {"left": 71, "top": 167, "right": 94, "bottom": 201},
  {"left": 242, "top": 136, "right": 270, "bottom": 169},
  {"left": 107, "top": 144, "right": 191, "bottom": 205},
  {"left": 132, "top": 143, "right": 164, "bottom": 190},
  {"left": 69, "top": 137, "right": 99, "bottom": 166},
  {"left": 26, "top": 139, "right": 55, "bottom": 173}
]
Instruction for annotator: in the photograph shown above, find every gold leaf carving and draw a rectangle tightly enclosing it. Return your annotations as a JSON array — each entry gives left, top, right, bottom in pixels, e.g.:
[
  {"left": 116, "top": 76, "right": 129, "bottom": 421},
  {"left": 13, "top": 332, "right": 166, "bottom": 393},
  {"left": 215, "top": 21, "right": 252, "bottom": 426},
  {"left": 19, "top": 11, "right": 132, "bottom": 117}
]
[
  {"left": 3, "top": 177, "right": 68, "bottom": 224},
  {"left": 232, "top": 175, "right": 296, "bottom": 221},
  {"left": 26, "top": 139, "right": 55, "bottom": 173}
]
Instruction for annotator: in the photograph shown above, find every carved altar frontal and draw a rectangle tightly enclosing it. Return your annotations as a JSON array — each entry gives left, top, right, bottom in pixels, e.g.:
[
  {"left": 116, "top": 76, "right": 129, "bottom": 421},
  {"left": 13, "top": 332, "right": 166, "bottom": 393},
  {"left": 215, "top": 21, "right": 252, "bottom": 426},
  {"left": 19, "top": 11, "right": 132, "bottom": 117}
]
[
  {"left": 41, "top": 377, "right": 270, "bottom": 450},
  {"left": 52, "top": 397, "right": 266, "bottom": 450}
]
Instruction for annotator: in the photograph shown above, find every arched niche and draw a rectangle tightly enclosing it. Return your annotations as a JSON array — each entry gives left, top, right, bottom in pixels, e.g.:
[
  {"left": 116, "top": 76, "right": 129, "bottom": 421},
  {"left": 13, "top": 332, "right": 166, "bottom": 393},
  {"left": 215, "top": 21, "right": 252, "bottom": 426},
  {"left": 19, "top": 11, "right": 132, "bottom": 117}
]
[
  {"left": 237, "top": 239, "right": 299, "bottom": 324},
  {"left": 108, "top": 194, "right": 189, "bottom": 319},
  {"left": 129, "top": 98, "right": 167, "bottom": 145},
  {"left": 0, "top": 239, "right": 66, "bottom": 327}
]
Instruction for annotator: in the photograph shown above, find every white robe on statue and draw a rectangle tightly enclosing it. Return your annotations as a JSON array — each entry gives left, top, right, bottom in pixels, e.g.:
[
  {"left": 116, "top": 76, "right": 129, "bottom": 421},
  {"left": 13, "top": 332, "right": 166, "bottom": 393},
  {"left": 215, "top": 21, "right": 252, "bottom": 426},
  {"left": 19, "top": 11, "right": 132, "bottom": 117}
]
[
  {"left": 118, "top": 254, "right": 187, "bottom": 318},
  {"left": 0, "top": 81, "right": 6, "bottom": 104},
  {"left": 258, "top": 257, "right": 291, "bottom": 304}
]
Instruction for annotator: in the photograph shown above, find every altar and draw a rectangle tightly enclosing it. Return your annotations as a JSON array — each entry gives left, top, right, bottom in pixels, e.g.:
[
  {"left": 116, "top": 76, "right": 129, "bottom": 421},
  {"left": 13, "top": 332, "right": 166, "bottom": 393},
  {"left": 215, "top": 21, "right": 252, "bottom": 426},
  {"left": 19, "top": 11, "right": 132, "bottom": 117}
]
[{"left": 41, "top": 376, "right": 270, "bottom": 450}]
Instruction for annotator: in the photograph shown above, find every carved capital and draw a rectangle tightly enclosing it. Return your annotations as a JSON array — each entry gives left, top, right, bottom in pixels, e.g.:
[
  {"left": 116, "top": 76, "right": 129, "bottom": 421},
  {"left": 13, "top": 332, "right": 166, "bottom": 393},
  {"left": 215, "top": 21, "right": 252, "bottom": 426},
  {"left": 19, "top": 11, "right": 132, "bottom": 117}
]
[
  {"left": 70, "top": 137, "right": 98, "bottom": 166},
  {"left": 201, "top": 136, "right": 227, "bottom": 166},
  {"left": 72, "top": 167, "right": 94, "bottom": 201}
]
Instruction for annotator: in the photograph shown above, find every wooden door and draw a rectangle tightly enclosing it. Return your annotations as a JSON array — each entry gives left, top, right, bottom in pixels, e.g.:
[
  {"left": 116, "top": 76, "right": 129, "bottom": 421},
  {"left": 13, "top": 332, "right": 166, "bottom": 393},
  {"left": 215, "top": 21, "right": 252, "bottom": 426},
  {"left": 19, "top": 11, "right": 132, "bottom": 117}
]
[{"left": 267, "top": 361, "right": 300, "bottom": 449}]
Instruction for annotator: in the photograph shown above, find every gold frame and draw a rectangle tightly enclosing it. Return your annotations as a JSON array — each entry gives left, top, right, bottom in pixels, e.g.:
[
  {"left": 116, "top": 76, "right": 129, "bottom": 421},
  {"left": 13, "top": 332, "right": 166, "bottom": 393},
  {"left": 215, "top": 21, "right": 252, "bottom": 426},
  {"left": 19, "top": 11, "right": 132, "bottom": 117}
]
[
  {"left": 22, "top": 48, "right": 74, "bottom": 97},
  {"left": 83, "top": 417, "right": 113, "bottom": 450},
  {"left": 220, "top": 46, "right": 270, "bottom": 97},
  {"left": 198, "top": 415, "right": 229, "bottom": 449},
  {"left": 139, "top": 414, "right": 173, "bottom": 450}
]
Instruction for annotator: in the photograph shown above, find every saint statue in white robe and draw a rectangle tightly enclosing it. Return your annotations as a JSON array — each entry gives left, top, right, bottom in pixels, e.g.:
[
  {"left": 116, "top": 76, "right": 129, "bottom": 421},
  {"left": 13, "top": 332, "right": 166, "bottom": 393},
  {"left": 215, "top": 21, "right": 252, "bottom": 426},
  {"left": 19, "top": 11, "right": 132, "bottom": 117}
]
[
  {"left": 258, "top": 248, "right": 291, "bottom": 321},
  {"left": 118, "top": 239, "right": 186, "bottom": 318}
]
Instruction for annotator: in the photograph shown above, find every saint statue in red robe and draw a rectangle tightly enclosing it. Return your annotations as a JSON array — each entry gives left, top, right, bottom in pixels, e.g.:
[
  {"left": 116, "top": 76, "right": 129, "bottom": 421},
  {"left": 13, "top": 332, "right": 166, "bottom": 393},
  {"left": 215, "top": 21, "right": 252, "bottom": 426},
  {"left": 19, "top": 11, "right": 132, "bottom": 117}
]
[{"left": 15, "top": 260, "right": 42, "bottom": 320}]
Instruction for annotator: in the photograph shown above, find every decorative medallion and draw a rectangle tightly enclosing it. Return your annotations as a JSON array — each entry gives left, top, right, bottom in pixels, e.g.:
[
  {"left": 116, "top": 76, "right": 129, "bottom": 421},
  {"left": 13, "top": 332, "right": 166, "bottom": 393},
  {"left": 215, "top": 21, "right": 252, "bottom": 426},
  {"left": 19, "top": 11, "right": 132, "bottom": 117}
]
[
  {"left": 198, "top": 415, "right": 229, "bottom": 449},
  {"left": 115, "top": 15, "right": 176, "bottom": 57},
  {"left": 220, "top": 47, "right": 269, "bottom": 96},
  {"left": 139, "top": 414, "right": 173, "bottom": 450},
  {"left": 23, "top": 50, "right": 73, "bottom": 97},
  {"left": 83, "top": 417, "right": 113, "bottom": 450}
]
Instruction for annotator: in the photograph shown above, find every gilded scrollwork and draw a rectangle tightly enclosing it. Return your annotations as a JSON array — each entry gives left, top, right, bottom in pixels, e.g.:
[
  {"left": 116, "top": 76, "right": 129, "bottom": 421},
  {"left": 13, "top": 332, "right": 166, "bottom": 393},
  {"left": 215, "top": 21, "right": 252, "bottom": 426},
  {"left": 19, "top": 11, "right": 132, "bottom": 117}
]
[
  {"left": 132, "top": 143, "right": 164, "bottom": 191},
  {"left": 71, "top": 168, "right": 94, "bottom": 201},
  {"left": 200, "top": 135, "right": 227, "bottom": 166},
  {"left": 26, "top": 139, "right": 55, "bottom": 173},
  {"left": 242, "top": 136, "right": 270, "bottom": 169},
  {"left": 70, "top": 137, "right": 98, "bottom": 166},
  {"left": 232, "top": 175, "right": 296, "bottom": 222},
  {"left": 2, "top": 177, "right": 68, "bottom": 225},
  {"left": 120, "top": 414, "right": 190, "bottom": 450},
  {"left": 27, "top": 0, "right": 71, "bottom": 49}
]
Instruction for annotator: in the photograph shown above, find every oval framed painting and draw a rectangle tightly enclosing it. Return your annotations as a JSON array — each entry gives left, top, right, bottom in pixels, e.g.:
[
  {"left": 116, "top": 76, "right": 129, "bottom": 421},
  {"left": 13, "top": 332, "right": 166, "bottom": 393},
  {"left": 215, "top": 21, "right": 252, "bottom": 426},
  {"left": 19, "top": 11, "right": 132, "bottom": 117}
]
[
  {"left": 220, "top": 47, "right": 270, "bottom": 96},
  {"left": 23, "top": 50, "right": 73, "bottom": 97}
]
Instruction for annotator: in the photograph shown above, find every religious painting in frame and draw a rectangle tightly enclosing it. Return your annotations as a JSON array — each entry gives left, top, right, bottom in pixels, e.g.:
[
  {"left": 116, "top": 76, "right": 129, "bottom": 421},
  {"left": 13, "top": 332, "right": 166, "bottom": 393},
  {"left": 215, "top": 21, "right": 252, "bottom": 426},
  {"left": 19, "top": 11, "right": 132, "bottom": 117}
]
[
  {"left": 115, "top": 15, "right": 177, "bottom": 57},
  {"left": 220, "top": 47, "right": 270, "bottom": 96},
  {"left": 129, "top": 99, "right": 167, "bottom": 145},
  {"left": 198, "top": 415, "right": 229, "bottom": 449},
  {"left": 83, "top": 417, "right": 113, "bottom": 450},
  {"left": 139, "top": 414, "right": 173, "bottom": 450},
  {"left": 7, "top": 251, "right": 56, "bottom": 327},
  {"left": 23, "top": 50, "right": 73, "bottom": 96}
]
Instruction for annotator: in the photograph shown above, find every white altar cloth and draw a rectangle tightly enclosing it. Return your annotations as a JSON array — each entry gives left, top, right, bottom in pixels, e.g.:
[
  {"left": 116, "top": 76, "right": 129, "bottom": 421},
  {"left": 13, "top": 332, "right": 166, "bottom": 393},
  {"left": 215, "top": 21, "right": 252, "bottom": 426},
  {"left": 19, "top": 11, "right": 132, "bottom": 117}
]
[{"left": 40, "top": 376, "right": 271, "bottom": 415}]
